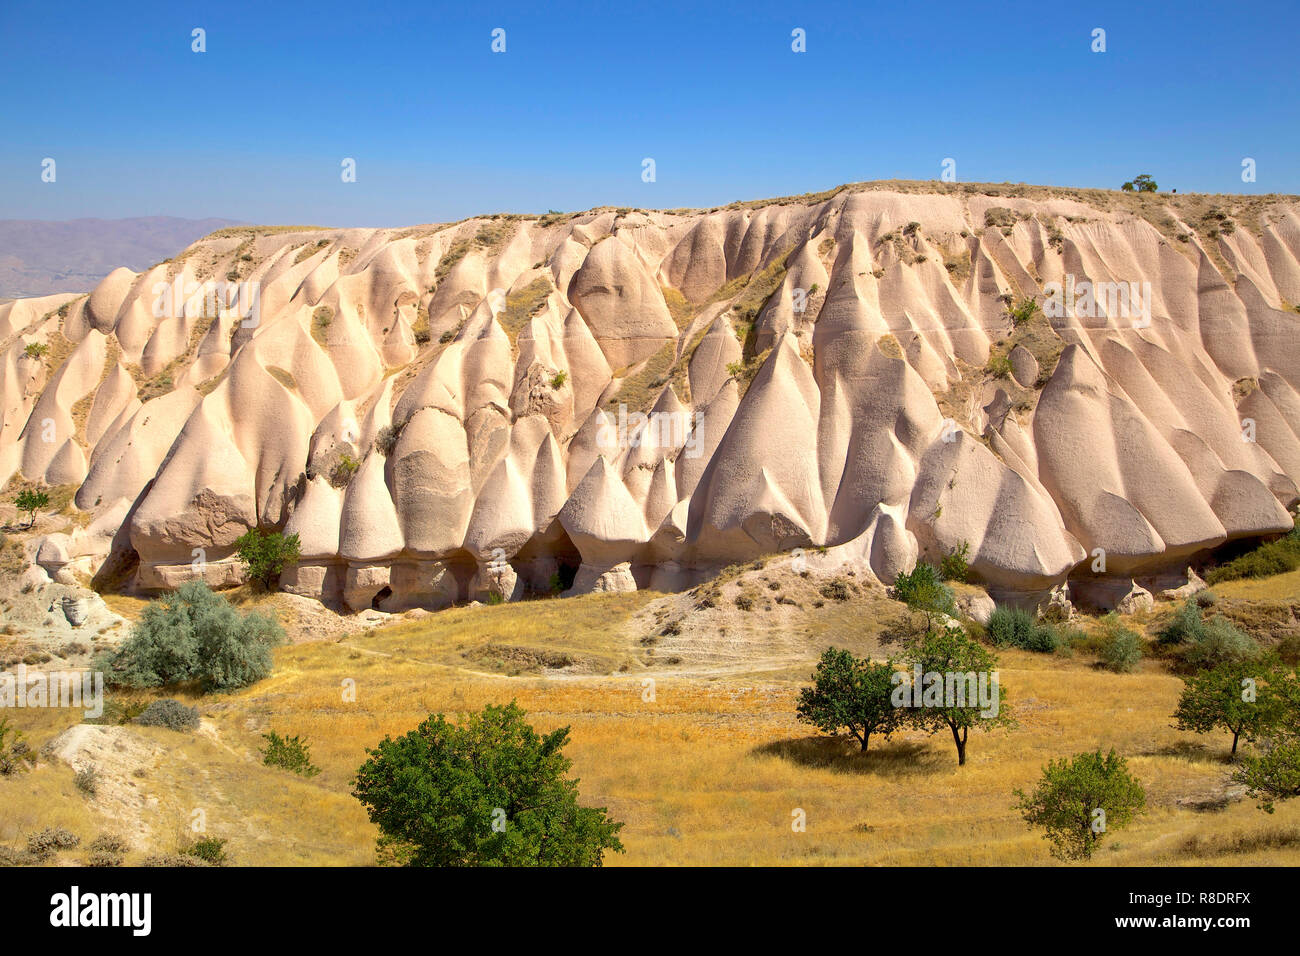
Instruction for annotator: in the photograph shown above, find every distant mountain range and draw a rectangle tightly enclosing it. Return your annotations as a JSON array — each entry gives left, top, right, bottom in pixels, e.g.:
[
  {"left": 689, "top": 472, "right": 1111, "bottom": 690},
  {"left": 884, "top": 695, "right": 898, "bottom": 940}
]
[{"left": 0, "top": 216, "right": 243, "bottom": 298}]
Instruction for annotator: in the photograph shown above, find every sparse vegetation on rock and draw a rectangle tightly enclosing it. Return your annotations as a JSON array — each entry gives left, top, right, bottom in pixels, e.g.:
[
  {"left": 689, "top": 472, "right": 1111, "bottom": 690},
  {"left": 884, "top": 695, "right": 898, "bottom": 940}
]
[
  {"left": 14, "top": 488, "right": 49, "bottom": 529},
  {"left": 234, "top": 528, "right": 302, "bottom": 591}
]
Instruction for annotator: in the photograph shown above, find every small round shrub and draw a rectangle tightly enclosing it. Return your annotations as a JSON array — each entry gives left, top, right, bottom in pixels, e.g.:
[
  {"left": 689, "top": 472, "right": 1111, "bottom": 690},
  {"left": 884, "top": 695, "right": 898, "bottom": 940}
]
[
  {"left": 987, "top": 606, "right": 1035, "bottom": 647},
  {"left": 85, "top": 835, "right": 128, "bottom": 867},
  {"left": 988, "top": 606, "right": 1060, "bottom": 653},
  {"left": 95, "top": 581, "right": 283, "bottom": 693},
  {"left": 90, "top": 834, "right": 127, "bottom": 855},
  {"left": 1182, "top": 617, "right": 1259, "bottom": 671},
  {"left": 74, "top": 765, "right": 99, "bottom": 796},
  {"left": 181, "top": 836, "right": 228, "bottom": 865},
  {"left": 819, "top": 580, "right": 850, "bottom": 602},
  {"left": 26, "top": 827, "right": 80, "bottom": 860},
  {"left": 1158, "top": 600, "right": 1202, "bottom": 645},
  {"left": 893, "top": 562, "right": 956, "bottom": 616},
  {"left": 1022, "top": 624, "right": 1061, "bottom": 654},
  {"left": 1100, "top": 624, "right": 1143, "bottom": 673},
  {"left": 134, "top": 698, "right": 200, "bottom": 732}
]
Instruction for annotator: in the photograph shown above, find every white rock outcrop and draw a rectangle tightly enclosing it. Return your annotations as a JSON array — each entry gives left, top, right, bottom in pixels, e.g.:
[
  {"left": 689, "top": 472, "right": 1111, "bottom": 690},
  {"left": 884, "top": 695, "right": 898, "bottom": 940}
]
[{"left": 2, "top": 185, "right": 1297, "bottom": 609}]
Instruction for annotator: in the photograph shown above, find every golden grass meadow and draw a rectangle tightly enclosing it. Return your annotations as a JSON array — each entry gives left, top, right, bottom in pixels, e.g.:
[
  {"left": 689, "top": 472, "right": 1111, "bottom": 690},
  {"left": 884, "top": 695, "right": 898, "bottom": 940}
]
[{"left": 3, "top": 566, "right": 1299, "bottom": 867}]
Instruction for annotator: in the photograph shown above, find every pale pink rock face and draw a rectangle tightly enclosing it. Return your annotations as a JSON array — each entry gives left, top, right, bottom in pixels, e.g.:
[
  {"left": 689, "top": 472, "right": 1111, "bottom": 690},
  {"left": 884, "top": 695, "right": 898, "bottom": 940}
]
[{"left": 3, "top": 187, "right": 1297, "bottom": 609}]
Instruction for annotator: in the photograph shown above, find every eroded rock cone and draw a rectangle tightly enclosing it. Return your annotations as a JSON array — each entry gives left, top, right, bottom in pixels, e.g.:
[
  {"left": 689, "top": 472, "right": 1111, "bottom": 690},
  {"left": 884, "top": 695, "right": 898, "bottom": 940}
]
[
  {"left": 0, "top": 183, "right": 1296, "bottom": 613},
  {"left": 60, "top": 594, "right": 89, "bottom": 627}
]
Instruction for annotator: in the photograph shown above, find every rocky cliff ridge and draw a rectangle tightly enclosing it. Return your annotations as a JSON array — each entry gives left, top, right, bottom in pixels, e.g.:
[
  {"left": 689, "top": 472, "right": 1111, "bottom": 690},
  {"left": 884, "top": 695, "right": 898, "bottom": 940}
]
[{"left": 4, "top": 181, "right": 1298, "bottom": 613}]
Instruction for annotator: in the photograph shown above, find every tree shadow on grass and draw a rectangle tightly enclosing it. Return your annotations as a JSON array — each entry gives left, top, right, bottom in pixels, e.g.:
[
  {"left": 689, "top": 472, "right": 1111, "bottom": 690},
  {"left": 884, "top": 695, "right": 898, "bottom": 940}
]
[
  {"left": 1141, "top": 739, "right": 1234, "bottom": 765},
  {"left": 752, "top": 735, "right": 948, "bottom": 777}
]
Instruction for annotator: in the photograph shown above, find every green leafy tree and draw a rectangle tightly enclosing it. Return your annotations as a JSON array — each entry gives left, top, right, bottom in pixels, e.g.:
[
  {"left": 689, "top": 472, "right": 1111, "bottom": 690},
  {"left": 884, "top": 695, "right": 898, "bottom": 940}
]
[
  {"left": 14, "top": 488, "right": 49, "bottom": 528},
  {"left": 1234, "top": 741, "right": 1300, "bottom": 813},
  {"left": 892, "top": 561, "right": 957, "bottom": 633},
  {"left": 796, "top": 647, "right": 904, "bottom": 752},
  {"left": 234, "top": 528, "right": 301, "bottom": 591},
  {"left": 95, "top": 581, "right": 283, "bottom": 692},
  {"left": 1173, "top": 656, "right": 1286, "bottom": 755},
  {"left": 352, "top": 701, "right": 624, "bottom": 867},
  {"left": 899, "top": 626, "right": 1014, "bottom": 765},
  {"left": 261, "top": 732, "right": 321, "bottom": 777},
  {"left": 1014, "top": 749, "right": 1146, "bottom": 860},
  {"left": 939, "top": 541, "right": 971, "bottom": 583},
  {"left": 1121, "top": 174, "right": 1158, "bottom": 193}
]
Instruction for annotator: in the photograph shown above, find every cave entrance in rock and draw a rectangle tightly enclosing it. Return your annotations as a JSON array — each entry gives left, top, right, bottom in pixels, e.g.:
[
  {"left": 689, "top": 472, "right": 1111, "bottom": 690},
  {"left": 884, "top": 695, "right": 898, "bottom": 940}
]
[
  {"left": 551, "top": 527, "right": 582, "bottom": 593},
  {"left": 371, "top": 586, "right": 392, "bottom": 610},
  {"left": 554, "top": 556, "right": 579, "bottom": 593},
  {"left": 441, "top": 550, "right": 479, "bottom": 604},
  {"left": 516, "top": 525, "right": 582, "bottom": 596}
]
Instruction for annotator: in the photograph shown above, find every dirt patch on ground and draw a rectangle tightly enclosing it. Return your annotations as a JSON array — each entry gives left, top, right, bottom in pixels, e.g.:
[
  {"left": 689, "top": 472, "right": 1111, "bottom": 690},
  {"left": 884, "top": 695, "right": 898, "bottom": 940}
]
[
  {"left": 464, "top": 643, "right": 597, "bottom": 675},
  {"left": 42, "top": 724, "right": 165, "bottom": 851},
  {"left": 628, "top": 558, "right": 908, "bottom": 674}
]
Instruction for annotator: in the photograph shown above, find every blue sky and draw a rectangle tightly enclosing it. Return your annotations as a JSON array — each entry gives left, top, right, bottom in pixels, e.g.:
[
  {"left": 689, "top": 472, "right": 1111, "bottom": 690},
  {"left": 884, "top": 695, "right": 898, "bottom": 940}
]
[{"left": 2, "top": 0, "right": 1296, "bottom": 226}]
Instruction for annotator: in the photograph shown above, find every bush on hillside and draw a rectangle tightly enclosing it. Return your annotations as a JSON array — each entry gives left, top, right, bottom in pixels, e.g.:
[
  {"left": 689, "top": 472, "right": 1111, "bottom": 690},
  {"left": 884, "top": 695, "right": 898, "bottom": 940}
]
[
  {"left": 133, "top": 699, "right": 200, "bottom": 732},
  {"left": 1206, "top": 522, "right": 1300, "bottom": 584},
  {"left": 1099, "top": 618, "right": 1143, "bottom": 673},
  {"left": 1158, "top": 599, "right": 1260, "bottom": 671},
  {"left": 892, "top": 562, "right": 956, "bottom": 619},
  {"left": 987, "top": 606, "right": 1033, "bottom": 647},
  {"left": 1014, "top": 749, "right": 1146, "bottom": 860},
  {"left": 1158, "top": 600, "right": 1203, "bottom": 645},
  {"left": 1181, "top": 616, "right": 1260, "bottom": 671},
  {"left": 939, "top": 541, "right": 971, "bottom": 583},
  {"left": 261, "top": 731, "right": 321, "bottom": 777},
  {"left": 0, "top": 718, "right": 34, "bottom": 777},
  {"left": 234, "top": 528, "right": 301, "bottom": 591},
  {"left": 95, "top": 581, "right": 283, "bottom": 693},
  {"left": 987, "top": 605, "right": 1059, "bottom": 653}
]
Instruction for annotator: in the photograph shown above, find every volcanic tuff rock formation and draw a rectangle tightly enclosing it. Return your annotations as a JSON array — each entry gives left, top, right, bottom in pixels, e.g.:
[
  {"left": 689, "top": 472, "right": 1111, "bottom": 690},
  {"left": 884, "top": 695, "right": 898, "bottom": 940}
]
[{"left": 3, "top": 182, "right": 1299, "bottom": 612}]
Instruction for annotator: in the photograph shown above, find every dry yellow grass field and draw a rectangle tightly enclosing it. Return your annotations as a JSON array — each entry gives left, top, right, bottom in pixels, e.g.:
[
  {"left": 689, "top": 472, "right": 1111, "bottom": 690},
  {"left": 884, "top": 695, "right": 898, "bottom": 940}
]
[{"left": 3, "top": 570, "right": 1299, "bottom": 867}]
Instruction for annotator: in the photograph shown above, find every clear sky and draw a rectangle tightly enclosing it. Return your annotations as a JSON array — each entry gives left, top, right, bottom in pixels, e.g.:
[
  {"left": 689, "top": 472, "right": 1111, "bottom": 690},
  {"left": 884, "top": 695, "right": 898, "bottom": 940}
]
[{"left": 2, "top": 0, "right": 1296, "bottom": 227}]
